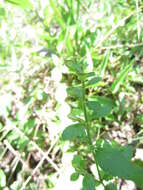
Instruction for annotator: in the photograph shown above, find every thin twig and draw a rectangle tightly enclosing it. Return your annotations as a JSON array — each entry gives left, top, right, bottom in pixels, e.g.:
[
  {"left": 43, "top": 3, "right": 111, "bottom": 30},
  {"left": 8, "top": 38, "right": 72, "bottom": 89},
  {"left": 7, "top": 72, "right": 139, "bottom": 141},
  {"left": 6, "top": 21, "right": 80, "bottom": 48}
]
[
  {"left": 4, "top": 140, "right": 29, "bottom": 170},
  {"left": 118, "top": 179, "right": 124, "bottom": 190},
  {"left": 4, "top": 123, "right": 60, "bottom": 189},
  {"left": 30, "top": 139, "right": 60, "bottom": 173},
  {"left": 21, "top": 148, "right": 55, "bottom": 190},
  {"left": 26, "top": 120, "right": 41, "bottom": 165},
  {"left": 6, "top": 123, "right": 60, "bottom": 172},
  {"left": 21, "top": 137, "right": 60, "bottom": 190}
]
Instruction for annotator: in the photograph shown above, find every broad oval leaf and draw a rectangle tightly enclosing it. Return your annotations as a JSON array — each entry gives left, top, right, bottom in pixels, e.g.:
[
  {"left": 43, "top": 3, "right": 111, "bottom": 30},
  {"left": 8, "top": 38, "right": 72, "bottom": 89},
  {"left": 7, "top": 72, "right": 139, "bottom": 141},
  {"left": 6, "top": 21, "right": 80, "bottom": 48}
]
[
  {"left": 87, "top": 96, "right": 115, "bottom": 117},
  {"left": 96, "top": 141, "right": 143, "bottom": 189},
  {"left": 87, "top": 77, "right": 101, "bottom": 87},
  {"left": 82, "top": 174, "right": 96, "bottom": 190},
  {"left": 70, "top": 172, "right": 80, "bottom": 181},
  {"left": 62, "top": 123, "right": 86, "bottom": 141}
]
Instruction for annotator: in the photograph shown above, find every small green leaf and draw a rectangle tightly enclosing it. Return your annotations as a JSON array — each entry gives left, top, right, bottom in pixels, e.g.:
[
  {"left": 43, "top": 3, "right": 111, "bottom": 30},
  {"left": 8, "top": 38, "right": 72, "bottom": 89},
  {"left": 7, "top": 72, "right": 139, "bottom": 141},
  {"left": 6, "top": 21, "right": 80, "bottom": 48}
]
[
  {"left": 70, "top": 172, "right": 79, "bottom": 181},
  {"left": 78, "top": 72, "right": 95, "bottom": 81},
  {"left": 66, "top": 62, "right": 83, "bottom": 74},
  {"left": 87, "top": 77, "right": 101, "bottom": 87},
  {"left": 111, "top": 63, "right": 132, "bottom": 94},
  {"left": 0, "top": 169, "right": 6, "bottom": 187},
  {"left": 23, "top": 118, "right": 35, "bottom": 136},
  {"left": 69, "top": 107, "right": 83, "bottom": 120},
  {"left": 72, "top": 155, "right": 86, "bottom": 170},
  {"left": 62, "top": 123, "right": 86, "bottom": 141},
  {"left": 7, "top": 130, "right": 20, "bottom": 141},
  {"left": 82, "top": 174, "right": 96, "bottom": 190},
  {"left": 134, "top": 114, "right": 143, "bottom": 125},
  {"left": 67, "top": 86, "right": 82, "bottom": 99}
]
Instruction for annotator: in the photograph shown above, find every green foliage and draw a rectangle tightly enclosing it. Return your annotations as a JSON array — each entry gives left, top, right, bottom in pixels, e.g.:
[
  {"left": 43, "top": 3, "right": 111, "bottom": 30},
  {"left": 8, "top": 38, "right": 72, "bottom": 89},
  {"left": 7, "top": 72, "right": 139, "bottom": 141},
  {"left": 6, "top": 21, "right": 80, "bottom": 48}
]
[
  {"left": 62, "top": 123, "right": 86, "bottom": 141},
  {"left": 70, "top": 172, "right": 79, "bottom": 181},
  {"left": 86, "top": 77, "right": 101, "bottom": 87},
  {"left": 67, "top": 87, "right": 83, "bottom": 99},
  {"left": 105, "top": 183, "right": 117, "bottom": 190},
  {"left": 87, "top": 96, "right": 115, "bottom": 118},
  {"left": 6, "top": 0, "right": 33, "bottom": 9},
  {"left": 82, "top": 174, "right": 96, "bottom": 190},
  {"left": 96, "top": 141, "right": 143, "bottom": 188},
  {"left": 72, "top": 155, "right": 86, "bottom": 171},
  {"left": 0, "top": 7, "right": 5, "bottom": 18},
  {"left": 1, "top": 0, "right": 143, "bottom": 189},
  {"left": 111, "top": 63, "right": 132, "bottom": 94}
]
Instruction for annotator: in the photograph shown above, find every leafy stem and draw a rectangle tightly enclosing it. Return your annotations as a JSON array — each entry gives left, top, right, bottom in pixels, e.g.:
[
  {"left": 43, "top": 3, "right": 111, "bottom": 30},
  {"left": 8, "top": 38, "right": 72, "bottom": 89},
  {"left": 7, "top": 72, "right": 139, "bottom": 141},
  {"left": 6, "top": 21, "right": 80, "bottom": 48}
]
[{"left": 81, "top": 80, "right": 105, "bottom": 187}]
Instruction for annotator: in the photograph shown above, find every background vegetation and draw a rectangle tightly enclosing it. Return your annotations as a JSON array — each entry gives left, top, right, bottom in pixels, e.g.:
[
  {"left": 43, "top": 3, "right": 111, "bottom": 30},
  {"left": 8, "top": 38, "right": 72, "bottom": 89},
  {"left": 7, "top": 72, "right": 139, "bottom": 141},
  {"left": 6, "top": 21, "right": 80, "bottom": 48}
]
[{"left": 1, "top": 0, "right": 143, "bottom": 190}]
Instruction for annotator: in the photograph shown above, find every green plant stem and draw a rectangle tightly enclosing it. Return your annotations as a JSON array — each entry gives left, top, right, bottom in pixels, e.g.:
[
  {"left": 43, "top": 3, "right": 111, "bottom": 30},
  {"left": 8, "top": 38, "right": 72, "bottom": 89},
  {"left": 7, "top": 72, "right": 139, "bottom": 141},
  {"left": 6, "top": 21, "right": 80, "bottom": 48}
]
[
  {"left": 81, "top": 80, "right": 105, "bottom": 187},
  {"left": 81, "top": 81, "right": 92, "bottom": 144}
]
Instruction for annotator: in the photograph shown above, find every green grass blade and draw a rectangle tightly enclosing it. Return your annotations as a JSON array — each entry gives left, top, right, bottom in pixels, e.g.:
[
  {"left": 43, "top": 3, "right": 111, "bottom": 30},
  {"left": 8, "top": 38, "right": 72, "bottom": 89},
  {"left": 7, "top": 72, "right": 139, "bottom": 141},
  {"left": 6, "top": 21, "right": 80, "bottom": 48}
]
[
  {"left": 111, "top": 63, "right": 132, "bottom": 94},
  {"left": 6, "top": 0, "right": 33, "bottom": 9},
  {"left": 49, "top": 0, "right": 65, "bottom": 29},
  {"left": 99, "top": 50, "right": 110, "bottom": 77}
]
